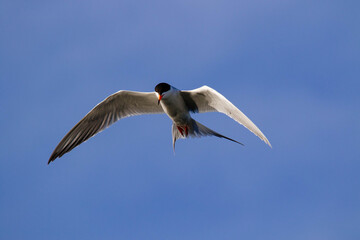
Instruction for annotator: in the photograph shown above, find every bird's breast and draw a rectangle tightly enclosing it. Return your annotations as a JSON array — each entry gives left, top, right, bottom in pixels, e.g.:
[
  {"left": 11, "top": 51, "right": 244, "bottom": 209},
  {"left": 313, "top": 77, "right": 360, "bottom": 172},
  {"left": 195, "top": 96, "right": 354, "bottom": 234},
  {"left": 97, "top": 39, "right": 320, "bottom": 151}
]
[{"left": 160, "top": 96, "right": 190, "bottom": 124}]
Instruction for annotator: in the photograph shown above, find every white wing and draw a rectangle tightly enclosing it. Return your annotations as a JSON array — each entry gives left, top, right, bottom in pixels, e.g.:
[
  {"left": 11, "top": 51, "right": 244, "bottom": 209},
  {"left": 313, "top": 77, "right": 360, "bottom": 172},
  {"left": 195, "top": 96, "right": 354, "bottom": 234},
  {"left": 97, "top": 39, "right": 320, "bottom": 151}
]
[
  {"left": 49, "top": 91, "right": 163, "bottom": 163},
  {"left": 181, "top": 86, "right": 271, "bottom": 147}
]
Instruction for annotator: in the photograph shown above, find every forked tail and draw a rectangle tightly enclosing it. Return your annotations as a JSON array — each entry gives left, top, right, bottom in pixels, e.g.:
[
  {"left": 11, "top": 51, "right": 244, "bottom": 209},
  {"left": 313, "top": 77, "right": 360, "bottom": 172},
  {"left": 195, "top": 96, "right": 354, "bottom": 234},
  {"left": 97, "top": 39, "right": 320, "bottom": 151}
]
[{"left": 171, "top": 119, "right": 243, "bottom": 150}]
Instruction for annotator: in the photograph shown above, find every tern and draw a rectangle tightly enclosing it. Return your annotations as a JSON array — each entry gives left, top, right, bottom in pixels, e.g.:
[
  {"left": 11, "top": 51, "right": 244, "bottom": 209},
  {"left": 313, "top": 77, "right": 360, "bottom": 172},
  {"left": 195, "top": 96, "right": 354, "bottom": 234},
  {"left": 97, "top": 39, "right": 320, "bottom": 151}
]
[{"left": 48, "top": 83, "right": 271, "bottom": 164}]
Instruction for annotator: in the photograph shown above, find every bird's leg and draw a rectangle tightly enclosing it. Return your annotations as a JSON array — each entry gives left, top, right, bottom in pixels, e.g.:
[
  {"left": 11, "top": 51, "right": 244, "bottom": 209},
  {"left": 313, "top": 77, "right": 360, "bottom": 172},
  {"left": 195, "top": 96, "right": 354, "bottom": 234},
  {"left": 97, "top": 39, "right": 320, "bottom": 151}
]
[
  {"left": 177, "top": 126, "right": 184, "bottom": 136},
  {"left": 177, "top": 125, "right": 189, "bottom": 137}
]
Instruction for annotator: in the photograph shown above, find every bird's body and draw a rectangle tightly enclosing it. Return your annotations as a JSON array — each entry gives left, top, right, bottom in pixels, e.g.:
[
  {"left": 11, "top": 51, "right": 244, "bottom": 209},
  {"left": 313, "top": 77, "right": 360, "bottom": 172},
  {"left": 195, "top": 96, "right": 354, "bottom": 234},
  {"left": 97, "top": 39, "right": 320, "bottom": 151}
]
[
  {"left": 159, "top": 87, "right": 190, "bottom": 125},
  {"left": 48, "top": 83, "right": 271, "bottom": 164}
]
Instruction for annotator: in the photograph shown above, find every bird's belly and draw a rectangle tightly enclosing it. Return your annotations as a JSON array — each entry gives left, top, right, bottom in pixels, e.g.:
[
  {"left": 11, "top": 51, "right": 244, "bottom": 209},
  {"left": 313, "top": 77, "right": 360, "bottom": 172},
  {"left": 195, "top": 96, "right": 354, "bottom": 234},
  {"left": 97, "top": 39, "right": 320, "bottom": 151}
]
[{"left": 161, "top": 100, "right": 190, "bottom": 125}]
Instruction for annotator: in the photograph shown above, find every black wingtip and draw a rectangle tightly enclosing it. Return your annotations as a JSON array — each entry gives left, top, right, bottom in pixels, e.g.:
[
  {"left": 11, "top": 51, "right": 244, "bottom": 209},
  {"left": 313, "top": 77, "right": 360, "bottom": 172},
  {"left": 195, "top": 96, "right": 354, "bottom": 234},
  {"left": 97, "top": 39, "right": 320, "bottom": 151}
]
[{"left": 48, "top": 154, "right": 57, "bottom": 165}]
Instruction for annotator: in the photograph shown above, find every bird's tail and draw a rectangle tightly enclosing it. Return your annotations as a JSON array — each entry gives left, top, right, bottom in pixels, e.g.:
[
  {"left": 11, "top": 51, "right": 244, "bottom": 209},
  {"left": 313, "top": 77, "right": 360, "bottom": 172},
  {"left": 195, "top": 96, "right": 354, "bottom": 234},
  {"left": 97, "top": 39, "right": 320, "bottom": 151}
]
[{"left": 171, "top": 118, "right": 244, "bottom": 150}]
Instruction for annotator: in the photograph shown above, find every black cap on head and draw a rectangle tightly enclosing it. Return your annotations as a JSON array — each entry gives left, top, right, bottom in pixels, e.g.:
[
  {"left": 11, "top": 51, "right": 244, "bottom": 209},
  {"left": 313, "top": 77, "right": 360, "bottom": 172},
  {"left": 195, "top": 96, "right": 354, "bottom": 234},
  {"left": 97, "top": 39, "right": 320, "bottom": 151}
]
[{"left": 155, "top": 83, "right": 171, "bottom": 95}]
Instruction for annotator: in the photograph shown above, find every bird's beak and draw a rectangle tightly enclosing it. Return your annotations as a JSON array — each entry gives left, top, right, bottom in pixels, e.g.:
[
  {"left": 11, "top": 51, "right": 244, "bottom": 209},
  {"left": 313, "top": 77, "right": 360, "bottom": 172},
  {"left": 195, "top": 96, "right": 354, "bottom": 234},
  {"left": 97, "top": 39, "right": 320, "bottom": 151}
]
[{"left": 158, "top": 94, "right": 163, "bottom": 105}]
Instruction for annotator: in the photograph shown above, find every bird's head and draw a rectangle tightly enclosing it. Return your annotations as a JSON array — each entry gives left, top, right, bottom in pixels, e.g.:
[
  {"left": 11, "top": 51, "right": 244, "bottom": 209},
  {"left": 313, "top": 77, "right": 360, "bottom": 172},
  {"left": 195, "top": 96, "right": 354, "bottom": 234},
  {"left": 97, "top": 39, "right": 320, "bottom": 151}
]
[{"left": 155, "top": 82, "right": 172, "bottom": 105}]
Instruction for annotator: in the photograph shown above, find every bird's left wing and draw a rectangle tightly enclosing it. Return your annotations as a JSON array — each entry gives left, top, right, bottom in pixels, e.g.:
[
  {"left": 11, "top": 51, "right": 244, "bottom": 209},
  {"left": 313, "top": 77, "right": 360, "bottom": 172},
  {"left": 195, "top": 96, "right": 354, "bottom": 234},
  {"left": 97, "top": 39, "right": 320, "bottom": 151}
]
[
  {"left": 48, "top": 91, "right": 163, "bottom": 164},
  {"left": 181, "top": 86, "right": 271, "bottom": 147}
]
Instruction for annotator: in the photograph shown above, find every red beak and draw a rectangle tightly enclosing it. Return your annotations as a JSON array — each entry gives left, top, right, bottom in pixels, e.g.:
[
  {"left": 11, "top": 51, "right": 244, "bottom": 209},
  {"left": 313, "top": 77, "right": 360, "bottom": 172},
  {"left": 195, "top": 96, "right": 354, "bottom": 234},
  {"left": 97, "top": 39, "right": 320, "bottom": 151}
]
[{"left": 158, "top": 94, "right": 163, "bottom": 105}]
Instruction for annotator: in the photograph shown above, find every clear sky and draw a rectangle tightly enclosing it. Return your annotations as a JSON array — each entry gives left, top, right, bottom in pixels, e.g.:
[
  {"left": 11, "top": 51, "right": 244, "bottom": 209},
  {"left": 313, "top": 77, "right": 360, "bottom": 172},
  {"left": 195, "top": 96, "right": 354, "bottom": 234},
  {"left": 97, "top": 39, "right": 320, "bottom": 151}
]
[{"left": 1, "top": 0, "right": 359, "bottom": 239}]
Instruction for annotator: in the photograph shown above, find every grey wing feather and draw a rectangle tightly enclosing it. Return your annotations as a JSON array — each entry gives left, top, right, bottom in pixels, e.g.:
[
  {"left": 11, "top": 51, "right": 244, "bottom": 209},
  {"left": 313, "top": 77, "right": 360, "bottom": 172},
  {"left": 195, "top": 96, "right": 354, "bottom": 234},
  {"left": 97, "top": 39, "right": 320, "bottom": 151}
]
[
  {"left": 48, "top": 91, "right": 163, "bottom": 164},
  {"left": 181, "top": 86, "right": 271, "bottom": 147}
]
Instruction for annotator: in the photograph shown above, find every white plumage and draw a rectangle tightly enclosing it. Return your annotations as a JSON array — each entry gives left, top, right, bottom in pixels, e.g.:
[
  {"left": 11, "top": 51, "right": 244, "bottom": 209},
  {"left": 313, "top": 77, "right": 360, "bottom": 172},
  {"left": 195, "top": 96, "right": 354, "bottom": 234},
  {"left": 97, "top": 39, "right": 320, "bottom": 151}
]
[{"left": 48, "top": 83, "right": 270, "bottom": 164}]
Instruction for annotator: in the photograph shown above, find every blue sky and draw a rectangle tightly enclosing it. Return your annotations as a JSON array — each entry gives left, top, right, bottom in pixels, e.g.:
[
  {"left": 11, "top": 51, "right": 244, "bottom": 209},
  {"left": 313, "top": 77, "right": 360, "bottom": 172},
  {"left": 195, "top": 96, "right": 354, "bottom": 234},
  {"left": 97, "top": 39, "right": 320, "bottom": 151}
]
[{"left": 1, "top": 0, "right": 359, "bottom": 239}]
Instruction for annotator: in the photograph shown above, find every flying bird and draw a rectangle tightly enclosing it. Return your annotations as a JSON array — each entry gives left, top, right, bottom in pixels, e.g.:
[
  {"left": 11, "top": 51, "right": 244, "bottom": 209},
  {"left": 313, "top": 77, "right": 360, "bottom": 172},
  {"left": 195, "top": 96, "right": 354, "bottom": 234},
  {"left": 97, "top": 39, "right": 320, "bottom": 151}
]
[{"left": 48, "top": 83, "right": 271, "bottom": 164}]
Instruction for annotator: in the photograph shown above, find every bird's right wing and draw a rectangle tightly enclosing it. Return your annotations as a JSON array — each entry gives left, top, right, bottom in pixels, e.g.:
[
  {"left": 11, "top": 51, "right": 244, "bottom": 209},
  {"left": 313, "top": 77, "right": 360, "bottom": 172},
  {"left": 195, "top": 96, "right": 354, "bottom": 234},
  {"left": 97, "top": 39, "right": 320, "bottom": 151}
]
[
  {"left": 48, "top": 91, "right": 163, "bottom": 163},
  {"left": 181, "top": 86, "right": 271, "bottom": 147}
]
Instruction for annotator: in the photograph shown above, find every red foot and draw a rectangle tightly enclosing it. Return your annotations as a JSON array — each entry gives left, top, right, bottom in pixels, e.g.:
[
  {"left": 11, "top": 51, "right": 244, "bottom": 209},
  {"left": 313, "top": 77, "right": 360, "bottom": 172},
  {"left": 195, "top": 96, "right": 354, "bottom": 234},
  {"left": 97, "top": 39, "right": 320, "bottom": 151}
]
[
  {"left": 177, "top": 126, "right": 189, "bottom": 137},
  {"left": 177, "top": 126, "right": 184, "bottom": 136}
]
